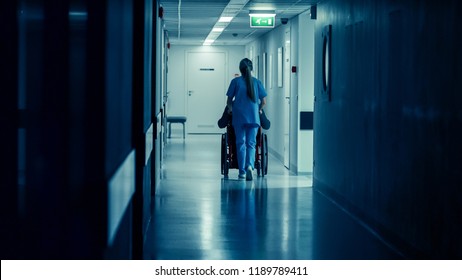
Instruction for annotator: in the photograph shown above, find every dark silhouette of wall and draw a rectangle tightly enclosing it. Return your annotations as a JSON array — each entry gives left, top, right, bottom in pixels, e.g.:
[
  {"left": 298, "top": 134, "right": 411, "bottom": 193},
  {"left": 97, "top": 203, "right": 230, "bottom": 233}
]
[
  {"left": 0, "top": 0, "right": 20, "bottom": 259},
  {"left": 314, "top": 0, "right": 462, "bottom": 258},
  {"left": 0, "top": 0, "right": 156, "bottom": 259}
]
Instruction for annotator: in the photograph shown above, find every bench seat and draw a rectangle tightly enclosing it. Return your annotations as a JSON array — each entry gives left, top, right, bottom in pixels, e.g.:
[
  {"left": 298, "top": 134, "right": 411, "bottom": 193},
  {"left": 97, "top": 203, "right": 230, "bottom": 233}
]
[{"left": 166, "top": 116, "right": 187, "bottom": 138}]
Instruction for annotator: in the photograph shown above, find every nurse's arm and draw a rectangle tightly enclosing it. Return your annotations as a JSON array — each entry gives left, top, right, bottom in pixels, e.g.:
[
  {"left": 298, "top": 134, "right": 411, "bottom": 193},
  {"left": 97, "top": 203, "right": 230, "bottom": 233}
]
[
  {"left": 227, "top": 96, "right": 233, "bottom": 113},
  {"left": 259, "top": 97, "right": 267, "bottom": 113}
]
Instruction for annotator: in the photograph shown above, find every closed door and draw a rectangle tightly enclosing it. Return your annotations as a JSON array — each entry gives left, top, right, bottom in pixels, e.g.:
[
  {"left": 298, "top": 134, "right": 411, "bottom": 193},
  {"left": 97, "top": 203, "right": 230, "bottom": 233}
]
[{"left": 187, "top": 52, "right": 226, "bottom": 134}]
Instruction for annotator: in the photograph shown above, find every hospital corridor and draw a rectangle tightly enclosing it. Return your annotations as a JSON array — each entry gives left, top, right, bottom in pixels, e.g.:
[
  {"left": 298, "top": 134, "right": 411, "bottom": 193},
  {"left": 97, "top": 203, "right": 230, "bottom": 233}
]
[{"left": 1, "top": 0, "right": 461, "bottom": 260}]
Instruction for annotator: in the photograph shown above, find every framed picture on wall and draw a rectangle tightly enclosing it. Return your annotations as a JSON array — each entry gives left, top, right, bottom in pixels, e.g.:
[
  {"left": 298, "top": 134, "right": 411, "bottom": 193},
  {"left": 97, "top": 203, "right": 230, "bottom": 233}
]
[
  {"left": 255, "top": 55, "right": 259, "bottom": 79},
  {"left": 278, "top": 47, "right": 283, "bottom": 87},
  {"left": 322, "top": 25, "right": 332, "bottom": 101},
  {"left": 269, "top": 54, "right": 273, "bottom": 89},
  {"left": 262, "top": 52, "right": 267, "bottom": 88}
]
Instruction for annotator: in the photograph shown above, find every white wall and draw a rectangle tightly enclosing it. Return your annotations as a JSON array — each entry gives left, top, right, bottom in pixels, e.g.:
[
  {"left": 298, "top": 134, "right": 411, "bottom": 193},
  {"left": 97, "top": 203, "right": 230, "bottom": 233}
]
[
  {"left": 298, "top": 11, "right": 315, "bottom": 174},
  {"left": 245, "top": 11, "right": 315, "bottom": 174},
  {"left": 166, "top": 45, "right": 245, "bottom": 117},
  {"left": 290, "top": 17, "right": 300, "bottom": 172}
]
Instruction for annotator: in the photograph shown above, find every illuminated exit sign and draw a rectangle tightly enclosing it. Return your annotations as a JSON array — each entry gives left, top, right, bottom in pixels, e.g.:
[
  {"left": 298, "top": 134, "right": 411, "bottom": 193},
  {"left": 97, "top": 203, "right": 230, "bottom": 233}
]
[{"left": 250, "top": 15, "right": 275, "bottom": 28}]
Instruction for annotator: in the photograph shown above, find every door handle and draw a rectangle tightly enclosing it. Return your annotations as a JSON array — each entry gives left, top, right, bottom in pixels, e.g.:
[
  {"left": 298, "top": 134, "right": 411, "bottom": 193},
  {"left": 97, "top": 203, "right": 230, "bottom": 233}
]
[{"left": 188, "top": 90, "right": 194, "bottom": 96}]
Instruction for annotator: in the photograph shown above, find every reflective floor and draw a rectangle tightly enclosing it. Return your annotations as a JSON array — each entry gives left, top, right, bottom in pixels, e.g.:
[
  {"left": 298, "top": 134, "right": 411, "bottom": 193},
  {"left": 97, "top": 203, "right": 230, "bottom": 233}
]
[{"left": 143, "top": 134, "right": 402, "bottom": 260}]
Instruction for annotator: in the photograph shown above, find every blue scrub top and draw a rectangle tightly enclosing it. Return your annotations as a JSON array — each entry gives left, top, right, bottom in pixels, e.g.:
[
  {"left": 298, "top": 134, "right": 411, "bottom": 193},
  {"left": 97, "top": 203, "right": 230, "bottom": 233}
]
[{"left": 226, "top": 76, "right": 267, "bottom": 127}]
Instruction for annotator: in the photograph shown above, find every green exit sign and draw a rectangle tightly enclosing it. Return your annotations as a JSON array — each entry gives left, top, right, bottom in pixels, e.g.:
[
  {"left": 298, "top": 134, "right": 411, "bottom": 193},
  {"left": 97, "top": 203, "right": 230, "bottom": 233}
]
[{"left": 250, "top": 15, "right": 275, "bottom": 28}]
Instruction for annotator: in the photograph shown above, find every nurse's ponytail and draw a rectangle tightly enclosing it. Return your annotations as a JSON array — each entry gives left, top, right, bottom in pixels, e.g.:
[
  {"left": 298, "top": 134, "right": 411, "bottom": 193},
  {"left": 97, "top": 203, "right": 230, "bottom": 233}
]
[{"left": 239, "top": 58, "right": 256, "bottom": 103}]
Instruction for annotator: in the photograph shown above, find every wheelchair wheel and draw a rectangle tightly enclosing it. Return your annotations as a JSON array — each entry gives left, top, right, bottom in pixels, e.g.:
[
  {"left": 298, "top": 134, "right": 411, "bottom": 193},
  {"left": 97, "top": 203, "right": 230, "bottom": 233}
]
[
  {"left": 256, "top": 159, "right": 261, "bottom": 177},
  {"left": 256, "top": 132, "right": 263, "bottom": 177},
  {"left": 223, "top": 133, "right": 230, "bottom": 176},
  {"left": 262, "top": 134, "right": 268, "bottom": 175},
  {"left": 221, "top": 134, "right": 228, "bottom": 175}
]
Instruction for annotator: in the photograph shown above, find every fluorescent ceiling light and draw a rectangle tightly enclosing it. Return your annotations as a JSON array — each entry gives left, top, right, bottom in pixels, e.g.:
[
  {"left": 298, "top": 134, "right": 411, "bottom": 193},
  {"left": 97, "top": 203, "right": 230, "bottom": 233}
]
[
  {"left": 203, "top": 0, "right": 250, "bottom": 45},
  {"left": 219, "top": 17, "right": 233, "bottom": 22}
]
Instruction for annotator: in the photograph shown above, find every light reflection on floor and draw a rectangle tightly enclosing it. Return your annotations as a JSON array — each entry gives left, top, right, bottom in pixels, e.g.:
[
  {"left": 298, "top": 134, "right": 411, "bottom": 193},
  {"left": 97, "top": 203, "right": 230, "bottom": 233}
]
[{"left": 144, "top": 134, "right": 400, "bottom": 260}]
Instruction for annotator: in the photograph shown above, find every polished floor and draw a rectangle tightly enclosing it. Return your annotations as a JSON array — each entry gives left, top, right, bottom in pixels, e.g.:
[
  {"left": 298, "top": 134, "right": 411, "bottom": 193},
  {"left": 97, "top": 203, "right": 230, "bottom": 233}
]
[{"left": 143, "top": 133, "right": 402, "bottom": 260}]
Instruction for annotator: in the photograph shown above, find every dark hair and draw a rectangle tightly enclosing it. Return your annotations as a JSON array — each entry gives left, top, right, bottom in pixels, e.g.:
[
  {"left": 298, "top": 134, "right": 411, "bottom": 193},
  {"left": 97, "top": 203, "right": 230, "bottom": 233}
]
[{"left": 239, "top": 58, "right": 256, "bottom": 102}]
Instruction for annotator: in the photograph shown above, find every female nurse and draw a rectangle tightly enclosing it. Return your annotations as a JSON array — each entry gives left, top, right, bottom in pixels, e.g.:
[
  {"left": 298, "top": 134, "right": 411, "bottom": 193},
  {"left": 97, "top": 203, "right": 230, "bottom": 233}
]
[{"left": 226, "top": 58, "right": 267, "bottom": 180}]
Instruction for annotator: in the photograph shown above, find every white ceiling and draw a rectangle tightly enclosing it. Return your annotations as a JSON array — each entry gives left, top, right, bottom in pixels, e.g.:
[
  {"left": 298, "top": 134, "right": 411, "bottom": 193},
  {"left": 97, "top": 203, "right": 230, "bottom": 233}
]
[{"left": 159, "top": 0, "right": 318, "bottom": 45}]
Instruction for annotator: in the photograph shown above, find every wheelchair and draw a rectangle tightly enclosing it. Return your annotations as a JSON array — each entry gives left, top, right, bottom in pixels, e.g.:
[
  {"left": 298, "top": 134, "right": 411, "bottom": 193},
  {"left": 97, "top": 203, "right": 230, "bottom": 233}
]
[{"left": 221, "top": 124, "right": 268, "bottom": 177}]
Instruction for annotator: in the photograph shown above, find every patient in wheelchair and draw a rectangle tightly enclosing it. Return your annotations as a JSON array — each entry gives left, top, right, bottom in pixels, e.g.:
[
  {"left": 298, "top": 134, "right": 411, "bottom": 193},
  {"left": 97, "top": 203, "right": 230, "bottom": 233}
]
[{"left": 217, "top": 106, "right": 270, "bottom": 130}]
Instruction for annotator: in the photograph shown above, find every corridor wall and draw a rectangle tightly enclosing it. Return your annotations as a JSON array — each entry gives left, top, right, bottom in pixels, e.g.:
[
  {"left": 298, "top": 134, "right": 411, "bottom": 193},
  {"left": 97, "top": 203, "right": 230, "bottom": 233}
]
[
  {"left": 0, "top": 0, "right": 157, "bottom": 259},
  {"left": 0, "top": 0, "right": 20, "bottom": 259},
  {"left": 314, "top": 0, "right": 462, "bottom": 258}
]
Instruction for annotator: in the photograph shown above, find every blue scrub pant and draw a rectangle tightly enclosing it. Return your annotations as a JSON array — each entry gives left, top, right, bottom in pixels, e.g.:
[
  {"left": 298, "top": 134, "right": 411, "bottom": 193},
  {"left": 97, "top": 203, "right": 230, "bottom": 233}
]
[{"left": 234, "top": 124, "right": 259, "bottom": 175}]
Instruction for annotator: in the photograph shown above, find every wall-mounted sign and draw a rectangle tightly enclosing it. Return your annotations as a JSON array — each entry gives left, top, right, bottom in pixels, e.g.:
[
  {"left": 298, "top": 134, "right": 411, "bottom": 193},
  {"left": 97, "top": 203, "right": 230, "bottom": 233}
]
[{"left": 250, "top": 15, "right": 275, "bottom": 28}]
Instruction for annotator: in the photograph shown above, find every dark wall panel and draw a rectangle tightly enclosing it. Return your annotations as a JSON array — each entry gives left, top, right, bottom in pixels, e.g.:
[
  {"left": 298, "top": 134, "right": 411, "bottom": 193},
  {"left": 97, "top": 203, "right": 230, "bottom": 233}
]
[
  {"left": 0, "top": 0, "right": 20, "bottom": 259},
  {"left": 300, "top": 112, "right": 313, "bottom": 130},
  {"left": 0, "top": 0, "right": 139, "bottom": 259},
  {"left": 314, "top": 0, "right": 462, "bottom": 258},
  {"left": 18, "top": 0, "right": 73, "bottom": 258},
  {"left": 132, "top": 0, "right": 154, "bottom": 259},
  {"left": 105, "top": 0, "right": 133, "bottom": 176},
  {"left": 143, "top": 0, "right": 153, "bottom": 131}
]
